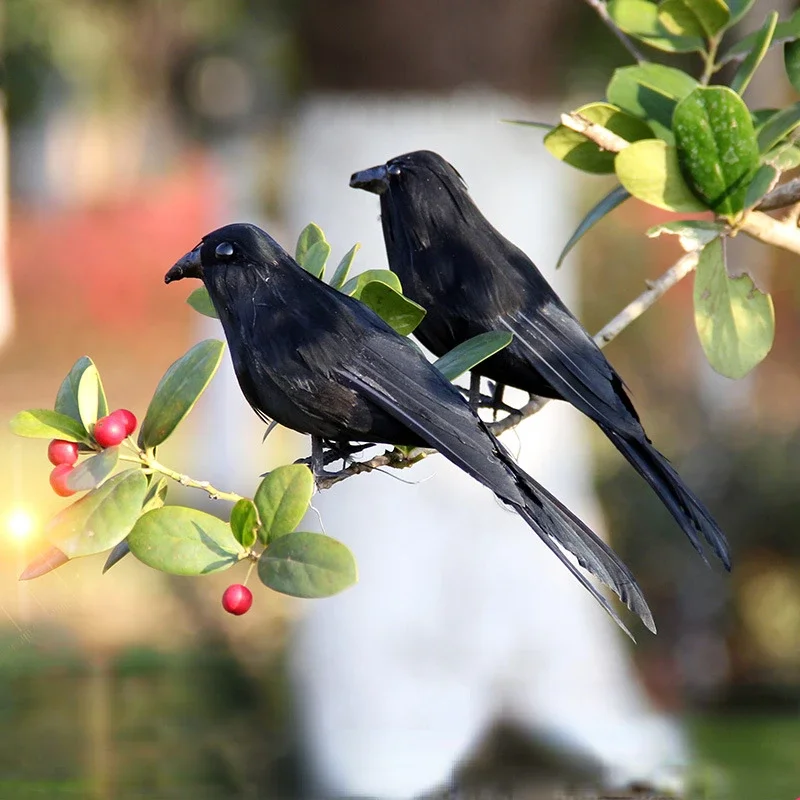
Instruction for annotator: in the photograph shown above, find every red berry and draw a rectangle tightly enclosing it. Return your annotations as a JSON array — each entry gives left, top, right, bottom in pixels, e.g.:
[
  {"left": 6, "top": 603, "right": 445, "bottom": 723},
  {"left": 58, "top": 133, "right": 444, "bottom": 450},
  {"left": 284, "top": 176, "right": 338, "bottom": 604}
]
[
  {"left": 222, "top": 584, "right": 253, "bottom": 615},
  {"left": 110, "top": 408, "right": 137, "bottom": 436},
  {"left": 93, "top": 414, "right": 127, "bottom": 448},
  {"left": 50, "top": 464, "right": 76, "bottom": 497},
  {"left": 48, "top": 439, "right": 79, "bottom": 467}
]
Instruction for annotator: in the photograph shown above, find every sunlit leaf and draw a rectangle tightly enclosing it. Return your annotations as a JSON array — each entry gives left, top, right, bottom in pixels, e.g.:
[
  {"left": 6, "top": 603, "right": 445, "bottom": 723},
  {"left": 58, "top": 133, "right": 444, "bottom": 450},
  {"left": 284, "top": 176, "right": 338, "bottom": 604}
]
[
  {"left": 730, "top": 12, "right": 778, "bottom": 96},
  {"left": 608, "top": 0, "right": 705, "bottom": 52},
  {"left": 295, "top": 223, "right": 326, "bottom": 265},
  {"left": 255, "top": 464, "right": 314, "bottom": 544},
  {"left": 300, "top": 240, "right": 331, "bottom": 280},
  {"left": 230, "top": 498, "right": 259, "bottom": 549},
  {"left": 76, "top": 364, "right": 104, "bottom": 430},
  {"left": 433, "top": 332, "right": 514, "bottom": 382},
  {"left": 358, "top": 281, "right": 427, "bottom": 336},
  {"left": 720, "top": 7, "right": 800, "bottom": 65},
  {"left": 19, "top": 546, "right": 69, "bottom": 580},
  {"left": 341, "top": 269, "right": 402, "bottom": 298},
  {"left": 64, "top": 446, "right": 119, "bottom": 492},
  {"left": 55, "top": 356, "right": 108, "bottom": 425},
  {"left": 658, "top": 0, "right": 729, "bottom": 39},
  {"left": 10, "top": 409, "right": 91, "bottom": 443},
  {"left": 330, "top": 243, "right": 361, "bottom": 289}
]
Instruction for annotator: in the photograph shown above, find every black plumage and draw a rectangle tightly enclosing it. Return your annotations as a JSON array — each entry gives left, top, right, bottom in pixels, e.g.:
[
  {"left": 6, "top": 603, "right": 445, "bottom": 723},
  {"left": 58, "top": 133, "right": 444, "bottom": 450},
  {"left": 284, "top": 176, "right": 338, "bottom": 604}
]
[
  {"left": 350, "top": 149, "right": 730, "bottom": 570},
  {"left": 165, "top": 222, "right": 654, "bottom": 637}
]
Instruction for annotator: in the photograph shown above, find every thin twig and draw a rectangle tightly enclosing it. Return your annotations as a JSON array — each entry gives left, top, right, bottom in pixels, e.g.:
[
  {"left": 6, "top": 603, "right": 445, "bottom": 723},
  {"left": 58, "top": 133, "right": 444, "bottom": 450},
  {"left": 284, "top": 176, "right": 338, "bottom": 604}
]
[
  {"left": 582, "top": 0, "right": 646, "bottom": 63},
  {"left": 560, "top": 113, "right": 631, "bottom": 152}
]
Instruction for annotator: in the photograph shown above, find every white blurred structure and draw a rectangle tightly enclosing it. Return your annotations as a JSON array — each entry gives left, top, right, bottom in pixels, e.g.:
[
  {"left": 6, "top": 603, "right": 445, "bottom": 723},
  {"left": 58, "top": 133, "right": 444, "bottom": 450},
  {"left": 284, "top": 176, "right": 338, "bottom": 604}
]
[{"left": 283, "top": 93, "right": 688, "bottom": 798}]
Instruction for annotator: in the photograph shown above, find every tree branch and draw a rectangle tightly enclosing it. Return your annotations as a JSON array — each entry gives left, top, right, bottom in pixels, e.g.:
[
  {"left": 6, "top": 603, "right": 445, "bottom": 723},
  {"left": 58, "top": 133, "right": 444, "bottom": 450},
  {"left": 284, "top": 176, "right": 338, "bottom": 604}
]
[{"left": 582, "top": 0, "right": 646, "bottom": 63}]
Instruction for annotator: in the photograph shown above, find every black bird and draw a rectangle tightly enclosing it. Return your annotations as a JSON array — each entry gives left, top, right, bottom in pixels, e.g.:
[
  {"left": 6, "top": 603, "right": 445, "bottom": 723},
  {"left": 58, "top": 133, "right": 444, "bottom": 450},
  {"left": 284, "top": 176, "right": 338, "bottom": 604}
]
[
  {"left": 166, "top": 222, "right": 654, "bottom": 637},
  {"left": 351, "top": 150, "right": 731, "bottom": 570}
]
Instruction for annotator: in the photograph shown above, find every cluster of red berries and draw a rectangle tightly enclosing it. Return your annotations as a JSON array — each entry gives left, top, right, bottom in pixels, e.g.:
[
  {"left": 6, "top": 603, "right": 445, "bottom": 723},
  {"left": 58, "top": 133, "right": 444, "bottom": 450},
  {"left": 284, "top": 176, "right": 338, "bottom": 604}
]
[{"left": 48, "top": 409, "right": 137, "bottom": 497}]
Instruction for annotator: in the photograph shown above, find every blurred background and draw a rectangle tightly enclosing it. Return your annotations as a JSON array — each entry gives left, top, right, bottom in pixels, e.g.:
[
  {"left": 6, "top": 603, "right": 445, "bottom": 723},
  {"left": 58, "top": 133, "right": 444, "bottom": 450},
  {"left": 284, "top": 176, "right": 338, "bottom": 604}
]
[{"left": 3, "top": 1, "right": 800, "bottom": 798}]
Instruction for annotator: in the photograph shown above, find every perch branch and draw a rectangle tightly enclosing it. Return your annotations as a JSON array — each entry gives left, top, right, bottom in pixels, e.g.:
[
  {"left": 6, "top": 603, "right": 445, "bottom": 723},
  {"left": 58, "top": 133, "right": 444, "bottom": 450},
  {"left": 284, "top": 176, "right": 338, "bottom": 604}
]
[{"left": 582, "top": 0, "right": 646, "bottom": 63}]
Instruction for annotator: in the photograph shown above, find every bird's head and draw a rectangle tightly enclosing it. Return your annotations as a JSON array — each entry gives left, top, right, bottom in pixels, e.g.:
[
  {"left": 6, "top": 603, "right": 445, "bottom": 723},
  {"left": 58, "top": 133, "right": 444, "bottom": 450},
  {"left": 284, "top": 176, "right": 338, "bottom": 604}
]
[{"left": 165, "top": 223, "right": 285, "bottom": 285}]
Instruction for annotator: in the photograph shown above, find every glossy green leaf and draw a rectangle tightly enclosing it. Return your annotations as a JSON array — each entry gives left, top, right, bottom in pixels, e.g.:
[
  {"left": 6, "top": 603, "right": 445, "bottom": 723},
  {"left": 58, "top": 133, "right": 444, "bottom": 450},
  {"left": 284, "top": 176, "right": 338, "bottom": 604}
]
[
  {"left": 615, "top": 139, "right": 707, "bottom": 212},
  {"left": 557, "top": 185, "right": 631, "bottom": 267},
  {"left": 9, "top": 409, "right": 90, "bottom": 443},
  {"left": 47, "top": 469, "right": 147, "bottom": 558},
  {"left": 694, "top": 237, "right": 774, "bottom": 379},
  {"left": 230, "top": 498, "right": 259, "bottom": 549},
  {"left": 730, "top": 12, "right": 778, "bottom": 96},
  {"left": 358, "top": 282, "right": 427, "bottom": 336},
  {"left": 544, "top": 103, "right": 653, "bottom": 174},
  {"left": 341, "top": 269, "right": 402, "bottom": 298},
  {"left": 433, "top": 331, "right": 514, "bottom": 382},
  {"left": 757, "top": 103, "right": 800, "bottom": 153},
  {"left": 141, "top": 476, "right": 169, "bottom": 514},
  {"left": 330, "top": 243, "right": 361, "bottom": 289},
  {"left": 138, "top": 339, "right": 225, "bottom": 449},
  {"left": 64, "top": 446, "right": 119, "bottom": 492},
  {"left": 658, "top": 0, "right": 729, "bottom": 39},
  {"left": 743, "top": 164, "right": 779, "bottom": 210},
  {"left": 300, "top": 240, "right": 331, "bottom": 280},
  {"left": 673, "top": 86, "right": 760, "bottom": 216},
  {"left": 765, "top": 143, "right": 800, "bottom": 170},
  {"left": 608, "top": 0, "right": 705, "bottom": 52},
  {"left": 785, "top": 39, "right": 800, "bottom": 94},
  {"left": 55, "top": 356, "right": 108, "bottom": 426},
  {"left": 102, "top": 540, "right": 130, "bottom": 573},
  {"left": 646, "top": 220, "right": 724, "bottom": 251},
  {"left": 255, "top": 464, "right": 314, "bottom": 544},
  {"left": 295, "top": 223, "right": 326, "bottom": 265},
  {"left": 76, "top": 365, "right": 102, "bottom": 430},
  {"left": 720, "top": 7, "right": 800, "bottom": 65},
  {"left": 187, "top": 287, "right": 219, "bottom": 319},
  {"left": 128, "top": 506, "right": 245, "bottom": 575},
  {"left": 607, "top": 63, "right": 699, "bottom": 141},
  {"left": 727, "top": 0, "right": 756, "bottom": 26},
  {"left": 19, "top": 546, "right": 69, "bottom": 580},
  {"left": 258, "top": 531, "right": 357, "bottom": 598}
]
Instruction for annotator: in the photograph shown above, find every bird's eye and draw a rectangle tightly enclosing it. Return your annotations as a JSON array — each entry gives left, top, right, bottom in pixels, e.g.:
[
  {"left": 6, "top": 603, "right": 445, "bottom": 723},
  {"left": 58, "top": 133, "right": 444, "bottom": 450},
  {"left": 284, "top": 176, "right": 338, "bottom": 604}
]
[
  {"left": 215, "top": 242, "right": 234, "bottom": 259},
  {"left": 388, "top": 164, "right": 401, "bottom": 176}
]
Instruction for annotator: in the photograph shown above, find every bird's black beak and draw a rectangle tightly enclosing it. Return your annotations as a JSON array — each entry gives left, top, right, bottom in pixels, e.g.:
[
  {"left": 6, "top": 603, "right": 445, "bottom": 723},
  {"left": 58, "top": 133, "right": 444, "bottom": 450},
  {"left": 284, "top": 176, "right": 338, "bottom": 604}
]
[
  {"left": 165, "top": 245, "right": 203, "bottom": 284},
  {"left": 350, "top": 164, "right": 389, "bottom": 195}
]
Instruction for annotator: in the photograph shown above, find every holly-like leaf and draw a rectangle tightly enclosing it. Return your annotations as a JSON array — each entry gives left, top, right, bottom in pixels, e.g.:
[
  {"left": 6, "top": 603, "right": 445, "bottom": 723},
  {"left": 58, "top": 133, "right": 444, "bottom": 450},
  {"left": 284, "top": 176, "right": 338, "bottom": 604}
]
[
  {"left": 258, "top": 531, "right": 357, "bottom": 598},
  {"left": 657, "top": 0, "right": 729, "bottom": 39},
  {"left": 646, "top": 220, "right": 724, "bottom": 251},
  {"left": 47, "top": 469, "right": 148, "bottom": 559},
  {"left": 295, "top": 223, "right": 326, "bottom": 265},
  {"left": 557, "top": 185, "right": 631, "bottom": 267},
  {"left": 694, "top": 237, "right": 774, "bottom": 379},
  {"left": 433, "top": 332, "right": 514, "bottom": 382},
  {"left": 254, "top": 464, "right": 314, "bottom": 544},
  {"left": 55, "top": 356, "right": 108, "bottom": 425},
  {"left": 544, "top": 103, "right": 653, "bottom": 174},
  {"left": 9, "top": 409, "right": 90, "bottom": 443},
  {"left": 138, "top": 339, "right": 225, "bottom": 449},
  {"left": 358, "top": 281, "right": 427, "bottom": 336},
  {"left": 730, "top": 11, "right": 779, "bottom": 96},
  {"left": 757, "top": 103, "right": 800, "bottom": 154},
  {"left": 330, "top": 243, "right": 361, "bottom": 290},
  {"left": 615, "top": 139, "right": 707, "bottom": 212},
  {"left": 127, "top": 506, "right": 245, "bottom": 575},
  {"left": 64, "top": 446, "right": 119, "bottom": 492},
  {"left": 341, "top": 269, "right": 402, "bottom": 298},
  {"left": 230, "top": 498, "right": 259, "bottom": 549},
  {"left": 607, "top": 0, "right": 704, "bottom": 52},
  {"left": 187, "top": 287, "right": 219, "bottom": 319},
  {"left": 673, "top": 86, "right": 760, "bottom": 216},
  {"left": 300, "top": 240, "right": 331, "bottom": 280},
  {"left": 607, "top": 63, "right": 699, "bottom": 141}
]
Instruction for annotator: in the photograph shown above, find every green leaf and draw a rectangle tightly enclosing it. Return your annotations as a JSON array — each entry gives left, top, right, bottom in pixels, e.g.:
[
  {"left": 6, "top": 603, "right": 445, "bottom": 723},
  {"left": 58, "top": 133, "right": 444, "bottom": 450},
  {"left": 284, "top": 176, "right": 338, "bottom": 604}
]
[
  {"left": 47, "top": 469, "right": 148, "bottom": 558},
  {"left": 187, "top": 287, "right": 219, "bottom": 319},
  {"left": 557, "top": 185, "right": 631, "bottom": 267},
  {"left": 658, "top": 0, "right": 729, "bottom": 39},
  {"left": 615, "top": 139, "right": 708, "bottom": 212},
  {"left": 765, "top": 143, "right": 800, "bottom": 170},
  {"left": 743, "top": 164, "right": 779, "bottom": 210},
  {"left": 544, "top": 103, "right": 654, "bottom": 174},
  {"left": 64, "top": 446, "right": 119, "bottom": 492},
  {"left": 295, "top": 223, "right": 326, "bottom": 264},
  {"left": 727, "top": 0, "right": 756, "bottom": 26},
  {"left": 694, "top": 237, "right": 774, "bottom": 379},
  {"left": 76, "top": 364, "right": 102, "bottom": 430},
  {"left": 330, "top": 243, "right": 361, "bottom": 289},
  {"left": 341, "top": 269, "right": 402, "bottom": 298},
  {"left": 608, "top": 0, "right": 705, "bottom": 52},
  {"left": 785, "top": 39, "right": 800, "bottom": 94},
  {"left": 757, "top": 103, "right": 800, "bottom": 153},
  {"left": 501, "top": 119, "right": 554, "bottom": 129},
  {"left": 254, "top": 464, "right": 314, "bottom": 544},
  {"left": 102, "top": 540, "right": 130, "bottom": 573},
  {"left": 720, "top": 7, "right": 800, "bottom": 65},
  {"left": 646, "top": 220, "right": 724, "bottom": 251},
  {"left": 433, "top": 331, "right": 514, "bottom": 382},
  {"left": 9, "top": 409, "right": 90, "bottom": 442},
  {"left": 138, "top": 339, "right": 225, "bottom": 449},
  {"left": 258, "top": 531, "right": 357, "bottom": 598},
  {"left": 300, "top": 240, "right": 331, "bottom": 280},
  {"left": 230, "top": 498, "right": 259, "bottom": 549},
  {"left": 358, "top": 282, "right": 427, "bottom": 336},
  {"left": 673, "top": 86, "right": 760, "bottom": 216},
  {"left": 128, "top": 506, "right": 245, "bottom": 575},
  {"left": 19, "top": 546, "right": 69, "bottom": 580},
  {"left": 730, "top": 12, "right": 779, "bottom": 96},
  {"left": 141, "top": 476, "right": 169, "bottom": 514},
  {"left": 607, "top": 63, "right": 699, "bottom": 141},
  {"left": 55, "top": 356, "right": 108, "bottom": 425}
]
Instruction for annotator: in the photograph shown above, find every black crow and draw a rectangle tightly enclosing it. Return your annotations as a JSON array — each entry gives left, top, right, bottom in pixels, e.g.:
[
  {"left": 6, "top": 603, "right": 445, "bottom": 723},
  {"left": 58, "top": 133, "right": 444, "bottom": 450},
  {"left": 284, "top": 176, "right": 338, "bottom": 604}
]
[
  {"left": 350, "top": 150, "right": 730, "bottom": 570},
  {"left": 165, "top": 222, "right": 654, "bottom": 637}
]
